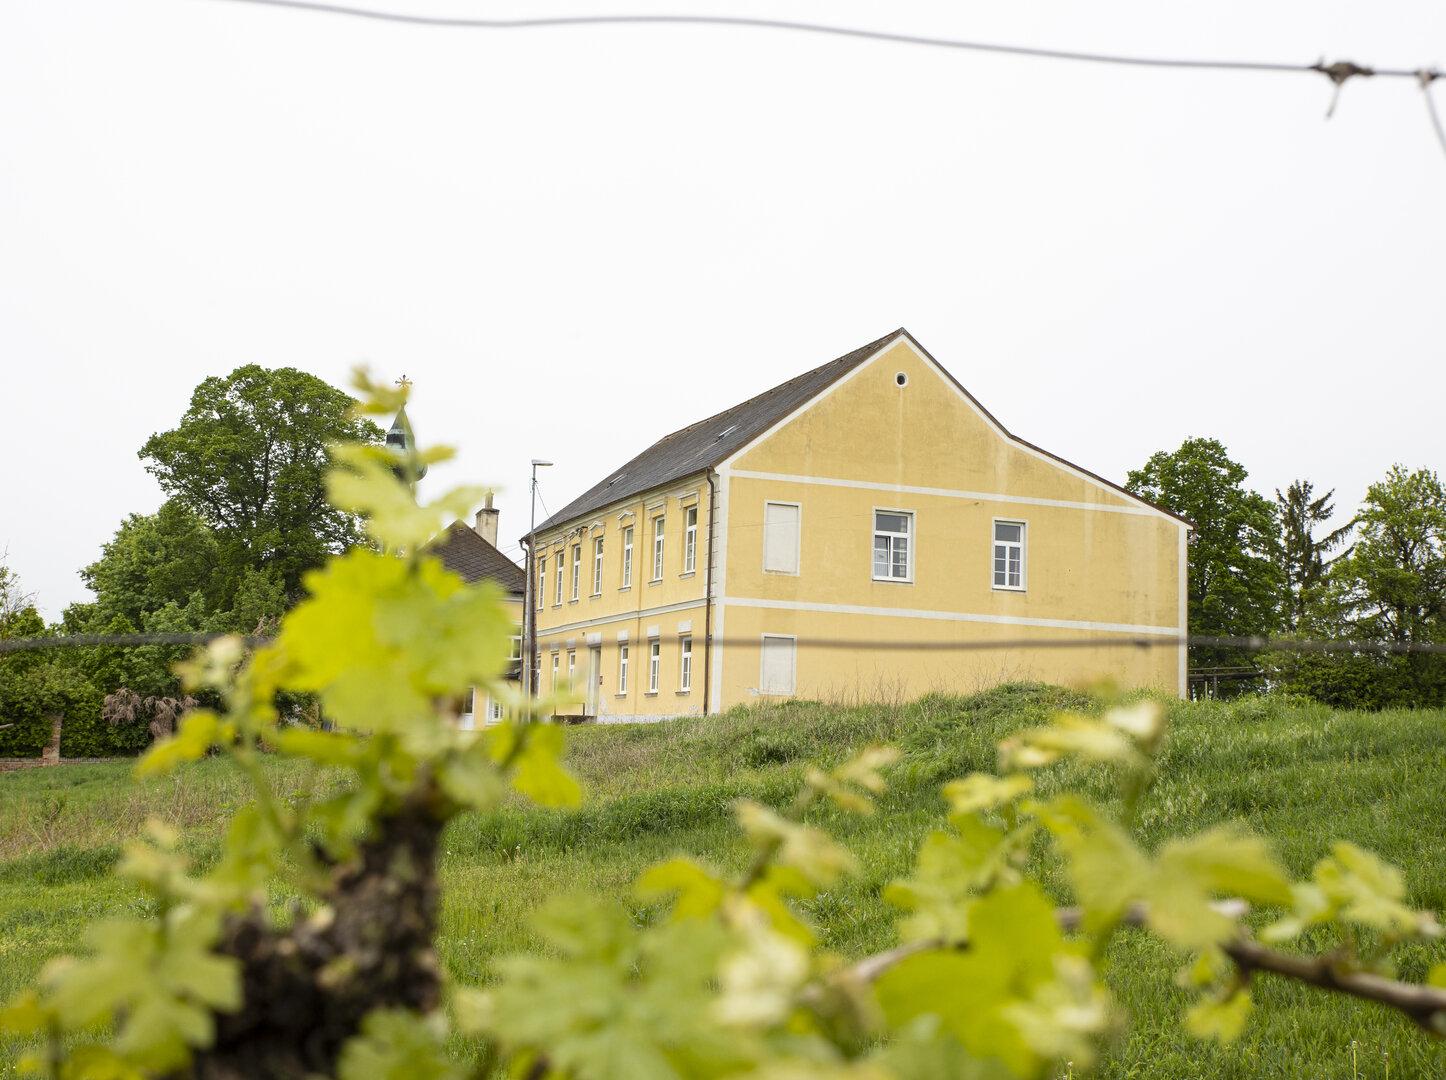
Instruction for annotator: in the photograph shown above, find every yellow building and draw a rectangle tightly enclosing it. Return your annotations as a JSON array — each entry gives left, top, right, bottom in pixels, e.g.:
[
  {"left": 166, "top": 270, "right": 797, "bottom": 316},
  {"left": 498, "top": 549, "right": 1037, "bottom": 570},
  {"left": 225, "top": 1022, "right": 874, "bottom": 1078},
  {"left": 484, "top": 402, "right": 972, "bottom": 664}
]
[
  {"left": 433, "top": 495, "right": 525, "bottom": 728},
  {"left": 526, "top": 329, "right": 1188, "bottom": 720}
]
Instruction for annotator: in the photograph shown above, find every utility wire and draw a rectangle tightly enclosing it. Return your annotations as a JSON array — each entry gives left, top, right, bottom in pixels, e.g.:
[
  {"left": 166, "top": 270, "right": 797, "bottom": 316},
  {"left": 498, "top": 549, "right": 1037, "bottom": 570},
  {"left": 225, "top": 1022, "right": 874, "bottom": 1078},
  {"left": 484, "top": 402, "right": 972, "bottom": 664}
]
[
  {"left": 207, "top": 0, "right": 1436, "bottom": 82},
  {"left": 3, "top": 630, "right": 1444, "bottom": 656},
  {"left": 207, "top": 1, "right": 1446, "bottom": 162}
]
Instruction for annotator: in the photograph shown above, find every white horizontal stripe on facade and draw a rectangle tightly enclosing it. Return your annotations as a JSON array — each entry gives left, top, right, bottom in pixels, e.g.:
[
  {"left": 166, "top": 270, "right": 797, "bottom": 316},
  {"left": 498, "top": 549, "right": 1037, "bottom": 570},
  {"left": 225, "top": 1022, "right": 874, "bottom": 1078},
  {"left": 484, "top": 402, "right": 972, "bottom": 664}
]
[
  {"left": 721, "top": 596, "right": 1181, "bottom": 638},
  {"left": 536, "top": 598, "right": 707, "bottom": 639},
  {"left": 727, "top": 469, "right": 1158, "bottom": 517}
]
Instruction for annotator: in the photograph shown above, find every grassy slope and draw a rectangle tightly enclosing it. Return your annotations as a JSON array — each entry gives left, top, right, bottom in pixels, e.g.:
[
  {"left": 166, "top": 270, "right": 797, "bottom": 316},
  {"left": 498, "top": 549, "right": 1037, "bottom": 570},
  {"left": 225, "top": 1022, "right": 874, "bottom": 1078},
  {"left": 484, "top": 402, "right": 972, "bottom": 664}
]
[{"left": 2, "top": 686, "right": 1444, "bottom": 1078}]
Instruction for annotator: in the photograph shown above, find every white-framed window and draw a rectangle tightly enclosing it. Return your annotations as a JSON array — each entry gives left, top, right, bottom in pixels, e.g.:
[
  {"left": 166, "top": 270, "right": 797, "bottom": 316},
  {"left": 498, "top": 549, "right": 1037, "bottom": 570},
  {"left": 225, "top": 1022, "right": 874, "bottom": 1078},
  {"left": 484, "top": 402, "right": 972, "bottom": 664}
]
[
  {"left": 551, "top": 651, "right": 560, "bottom": 689},
  {"left": 872, "top": 509, "right": 914, "bottom": 582},
  {"left": 570, "top": 543, "right": 581, "bottom": 601},
  {"left": 993, "top": 520, "right": 1026, "bottom": 590},
  {"left": 536, "top": 558, "right": 546, "bottom": 610},
  {"left": 679, "top": 635, "right": 692, "bottom": 692},
  {"left": 554, "top": 553, "right": 565, "bottom": 605},
  {"left": 648, "top": 638, "right": 661, "bottom": 693},
  {"left": 509, "top": 635, "right": 521, "bottom": 661},
  {"left": 683, "top": 507, "right": 698, "bottom": 574},
  {"left": 592, "top": 537, "right": 604, "bottom": 595},
  {"left": 651, "top": 516, "right": 665, "bottom": 581},
  {"left": 462, "top": 687, "right": 475, "bottom": 714},
  {"left": 621, "top": 525, "right": 634, "bottom": 588},
  {"left": 763, "top": 501, "right": 801, "bottom": 574},
  {"left": 759, "top": 635, "right": 796, "bottom": 695},
  {"left": 618, "top": 643, "right": 629, "bottom": 694},
  {"left": 567, "top": 649, "right": 576, "bottom": 686},
  {"left": 489, "top": 699, "right": 504, "bottom": 722}
]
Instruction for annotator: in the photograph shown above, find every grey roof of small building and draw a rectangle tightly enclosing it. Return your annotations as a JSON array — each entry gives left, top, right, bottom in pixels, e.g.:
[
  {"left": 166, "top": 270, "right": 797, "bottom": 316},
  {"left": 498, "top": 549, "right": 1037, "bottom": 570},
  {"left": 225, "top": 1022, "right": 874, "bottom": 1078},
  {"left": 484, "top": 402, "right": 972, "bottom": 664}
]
[
  {"left": 431, "top": 523, "right": 526, "bottom": 594},
  {"left": 534, "top": 329, "right": 904, "bottom": 534}
]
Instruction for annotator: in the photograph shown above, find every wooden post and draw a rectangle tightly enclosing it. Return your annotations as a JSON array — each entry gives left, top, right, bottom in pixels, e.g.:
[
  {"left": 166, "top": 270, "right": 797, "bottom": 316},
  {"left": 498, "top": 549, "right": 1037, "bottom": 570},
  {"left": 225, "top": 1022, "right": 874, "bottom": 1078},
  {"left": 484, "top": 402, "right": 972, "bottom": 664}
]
[{"left": 41, "top": 713, "right": 62, "bottom": 766}]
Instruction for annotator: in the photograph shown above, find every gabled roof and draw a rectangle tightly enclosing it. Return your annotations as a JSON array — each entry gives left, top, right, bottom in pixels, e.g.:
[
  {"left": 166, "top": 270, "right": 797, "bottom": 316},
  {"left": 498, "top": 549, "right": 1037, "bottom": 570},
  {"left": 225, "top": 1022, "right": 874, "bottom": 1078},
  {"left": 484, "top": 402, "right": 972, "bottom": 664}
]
[
  {"left": 534, "top": 328, "right": 1189, "bottom": 534},
  {"left": 534, "top": 329, "right": 901, "bottom": 533},
  {"left": 431, "top": 523, "right": 526, "bottom": 594}
]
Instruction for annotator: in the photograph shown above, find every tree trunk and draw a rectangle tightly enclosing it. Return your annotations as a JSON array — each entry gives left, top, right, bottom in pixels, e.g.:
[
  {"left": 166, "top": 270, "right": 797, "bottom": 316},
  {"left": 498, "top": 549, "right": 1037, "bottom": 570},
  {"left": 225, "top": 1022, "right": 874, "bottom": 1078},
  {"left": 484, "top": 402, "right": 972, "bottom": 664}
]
[{"left": 191, "top": 789, "right": 447, "bottom": 1079}]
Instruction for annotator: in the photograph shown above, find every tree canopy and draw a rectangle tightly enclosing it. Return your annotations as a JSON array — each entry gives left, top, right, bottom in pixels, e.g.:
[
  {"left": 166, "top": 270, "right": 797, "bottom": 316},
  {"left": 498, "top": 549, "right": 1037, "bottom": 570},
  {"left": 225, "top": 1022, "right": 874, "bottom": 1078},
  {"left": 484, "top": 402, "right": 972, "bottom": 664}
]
[
  {"left": 1127, "top": 438, "right": 1282, "bottom": 679},
  {"left": 140, "top": 364, "right": 381, "bottom": 601}
]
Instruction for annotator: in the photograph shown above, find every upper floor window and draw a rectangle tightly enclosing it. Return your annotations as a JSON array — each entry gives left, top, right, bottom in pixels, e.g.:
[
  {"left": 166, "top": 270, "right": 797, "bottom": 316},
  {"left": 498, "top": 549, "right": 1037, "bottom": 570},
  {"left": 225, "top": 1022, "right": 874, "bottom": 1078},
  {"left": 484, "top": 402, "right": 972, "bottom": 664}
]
[
  {"left": 679, "top": 635, "right": 693, "bottom": 692},
  {"left": 872, "top": 510, "right": 913, "bottom": 582},
  {"left": 536, "top": 557, "right": 546, "bottom": 610},
  {"left": 763, "top": 501, "right": 801, "bottom": 574},
  {"left": 993, "top": 520, "right": 1026, "bottom": 590},
  {"left": 683, "top": 507, "right": 698, "bottom": 574},
  {"left": 570, "top": 543, "right": 581, "bottom": 601},
  {"left": 554, "top": 553, "right": 565, "bottom": 605},
  {"left": 651, "top": 516, "right": 666, "bottom": 581},
  {"left": 621, "top": 526, "right": 634, "bottom": 588},
  {"left": 592, "top": 537, "right": 604, "bottom": 595},
  {"left": 509, "top": 635, "right": 521, "bottom": 661}
]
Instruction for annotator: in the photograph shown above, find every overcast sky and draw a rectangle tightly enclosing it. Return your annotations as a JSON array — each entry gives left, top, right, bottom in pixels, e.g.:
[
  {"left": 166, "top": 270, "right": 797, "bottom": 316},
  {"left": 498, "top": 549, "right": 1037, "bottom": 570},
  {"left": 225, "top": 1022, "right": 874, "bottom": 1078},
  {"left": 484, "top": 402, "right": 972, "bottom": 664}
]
[{"left": 3, "top": 0, "right": 1443, "bottom": 619}]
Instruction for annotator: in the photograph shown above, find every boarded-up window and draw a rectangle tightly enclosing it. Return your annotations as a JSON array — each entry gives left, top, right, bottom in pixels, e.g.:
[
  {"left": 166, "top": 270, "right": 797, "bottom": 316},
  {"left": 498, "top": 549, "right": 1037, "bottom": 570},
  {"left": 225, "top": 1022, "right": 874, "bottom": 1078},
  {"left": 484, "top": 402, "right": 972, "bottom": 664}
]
[
  {"left": 759, "top": 635, "right": 796, "bottom": 695},
  {"left": 763, "top": 502, "right": 800, "bottom": 574}
]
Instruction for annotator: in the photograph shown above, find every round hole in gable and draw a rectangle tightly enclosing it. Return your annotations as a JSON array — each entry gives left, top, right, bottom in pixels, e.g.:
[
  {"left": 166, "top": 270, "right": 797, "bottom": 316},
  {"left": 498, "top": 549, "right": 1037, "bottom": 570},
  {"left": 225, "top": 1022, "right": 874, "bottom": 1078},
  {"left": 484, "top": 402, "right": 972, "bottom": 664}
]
[{"left": 895, "top": 371, "right": 908, "bottom": 387}]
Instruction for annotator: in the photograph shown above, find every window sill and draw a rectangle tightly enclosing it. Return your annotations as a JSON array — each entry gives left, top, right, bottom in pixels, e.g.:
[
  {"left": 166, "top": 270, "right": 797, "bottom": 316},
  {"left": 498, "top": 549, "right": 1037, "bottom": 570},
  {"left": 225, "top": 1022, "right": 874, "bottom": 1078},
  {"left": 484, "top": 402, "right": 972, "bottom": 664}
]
[
  {"left": 763, "top": 568, "right": 800, "bottom": 577},
  {"left": 992, "top": 585, "right": 1027, "bottom": 593},
  {"left": 675, "top": 690, "right": 691, "bottom": 696},
  {"left": 590, "top": 592, "right": 602, "bottom": 599},
  {"left": 648, "top": 578, "right": 663, "bottom": 586},
  {"left": 679, "top": 571, "right": 696, "bottom": 579},
  {"left": 615, "top": 692, "right": 629, "bottom": 698},
  {"left": 644, "top": 691, "right": 659, "bottom": 697},
  {"left": 871, "top": 576, "right": 914, "bottom": 585}
]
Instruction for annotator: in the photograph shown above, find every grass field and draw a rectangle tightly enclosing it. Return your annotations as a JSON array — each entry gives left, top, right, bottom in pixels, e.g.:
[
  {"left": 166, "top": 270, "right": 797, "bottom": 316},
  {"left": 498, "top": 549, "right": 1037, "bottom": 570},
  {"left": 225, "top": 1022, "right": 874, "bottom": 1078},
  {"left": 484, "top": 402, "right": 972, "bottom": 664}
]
[{"left": 3, "top": 685, "right": 1445, "bottom": 1078}]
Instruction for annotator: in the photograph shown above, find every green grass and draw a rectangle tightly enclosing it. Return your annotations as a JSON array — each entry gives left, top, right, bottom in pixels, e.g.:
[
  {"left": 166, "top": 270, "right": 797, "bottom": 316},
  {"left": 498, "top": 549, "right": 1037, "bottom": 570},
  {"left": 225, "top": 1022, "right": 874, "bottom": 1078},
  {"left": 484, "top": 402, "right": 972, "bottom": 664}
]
[{"left": 3, "top": 685, "right": 1445, "bottom": 1078}]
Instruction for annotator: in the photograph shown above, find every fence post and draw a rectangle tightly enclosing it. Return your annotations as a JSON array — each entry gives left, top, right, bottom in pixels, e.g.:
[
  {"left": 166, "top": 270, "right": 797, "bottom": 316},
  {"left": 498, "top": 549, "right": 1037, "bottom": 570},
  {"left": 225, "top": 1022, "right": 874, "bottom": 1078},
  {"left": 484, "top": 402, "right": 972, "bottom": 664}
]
[{"left": 41, "top": 712, "right": 62, "bottom": 766}]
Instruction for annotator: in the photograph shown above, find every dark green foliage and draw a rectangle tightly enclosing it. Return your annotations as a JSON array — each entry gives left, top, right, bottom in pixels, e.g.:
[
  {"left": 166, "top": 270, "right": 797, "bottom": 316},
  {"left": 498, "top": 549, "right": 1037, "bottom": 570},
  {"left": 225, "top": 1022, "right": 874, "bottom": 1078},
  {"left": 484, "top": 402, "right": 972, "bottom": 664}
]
[
  {"left": 1274, "top": 479, "right": 1352, "bottom": 632},
  {"left": 1268, "top": 466, "right": 1446, "bottom": 709},
  {"left": 139, "top": 364, "right": 382, "bottom": 602},
  {"left": 1127, "top": 439, "right": 1283, "bottom": 687}
]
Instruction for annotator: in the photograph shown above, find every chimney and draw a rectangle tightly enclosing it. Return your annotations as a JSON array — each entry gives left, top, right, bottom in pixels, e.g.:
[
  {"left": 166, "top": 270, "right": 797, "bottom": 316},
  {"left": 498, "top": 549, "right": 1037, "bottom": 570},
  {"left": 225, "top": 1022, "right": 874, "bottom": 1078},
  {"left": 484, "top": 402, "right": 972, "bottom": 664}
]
[{"left": 474, "top": 492, "right": 500, "bottom": 548}]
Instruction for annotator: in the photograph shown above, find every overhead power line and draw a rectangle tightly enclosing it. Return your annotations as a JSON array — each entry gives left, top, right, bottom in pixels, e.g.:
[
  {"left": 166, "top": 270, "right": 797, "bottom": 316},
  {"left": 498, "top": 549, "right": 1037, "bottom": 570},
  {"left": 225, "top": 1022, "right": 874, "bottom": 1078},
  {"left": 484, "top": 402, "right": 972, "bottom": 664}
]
[
  {"left": 3, "top": 630, "right": 1444, "bottom": 656},
  {"left": 208, "top": 1, "right": 1446, "bottom": 162}
]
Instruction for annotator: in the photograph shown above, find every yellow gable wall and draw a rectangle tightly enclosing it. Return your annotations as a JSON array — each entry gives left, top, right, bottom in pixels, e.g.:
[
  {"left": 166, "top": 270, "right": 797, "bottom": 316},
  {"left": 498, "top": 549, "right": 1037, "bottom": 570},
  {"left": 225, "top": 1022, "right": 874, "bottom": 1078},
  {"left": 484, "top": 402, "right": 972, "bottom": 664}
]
[{"left": 716, "top": 337, "right": 1185, "bottom": 702}]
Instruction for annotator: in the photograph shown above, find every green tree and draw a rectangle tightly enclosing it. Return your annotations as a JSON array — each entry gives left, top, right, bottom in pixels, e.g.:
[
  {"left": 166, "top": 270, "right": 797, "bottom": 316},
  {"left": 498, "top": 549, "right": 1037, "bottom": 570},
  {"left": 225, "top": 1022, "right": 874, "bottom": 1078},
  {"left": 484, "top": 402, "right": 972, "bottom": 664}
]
[
  {"left": 76, "top": 501, "right": 226, "bottom": 629},
  {"left": 140, "top": 365, "right": 381, "bottom": 601},
  {"left": 1274, "top": 480, "right": 1353, "bottom": 632},
  {"left": 1127, "top": 438, "right": 1283, "bottom": 688}
]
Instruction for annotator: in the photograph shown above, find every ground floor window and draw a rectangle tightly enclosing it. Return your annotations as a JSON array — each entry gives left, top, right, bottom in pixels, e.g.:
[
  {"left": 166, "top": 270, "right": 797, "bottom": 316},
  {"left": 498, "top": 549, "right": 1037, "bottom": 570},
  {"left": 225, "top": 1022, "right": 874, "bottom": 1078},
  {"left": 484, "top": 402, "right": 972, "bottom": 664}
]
[
  {"left": 679, "top": 635, "right": 692, "bottom": 692},
  {"left": 648, "top": 639, "right": 661, "bottom": 693},
  {"left": 618, "top": 643, "right": 629, "bottom": 693},
  {"left": 759, "top": 635, "right": 796, "bottom": 695}
]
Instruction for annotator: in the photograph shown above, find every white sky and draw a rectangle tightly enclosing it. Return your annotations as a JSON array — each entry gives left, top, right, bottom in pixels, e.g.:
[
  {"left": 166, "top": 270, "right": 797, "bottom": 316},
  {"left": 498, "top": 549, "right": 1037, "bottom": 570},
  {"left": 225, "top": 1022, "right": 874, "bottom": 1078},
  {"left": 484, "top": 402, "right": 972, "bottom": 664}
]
[{"left": 3, "top": 0, "right": 1444, "bottom": 619}]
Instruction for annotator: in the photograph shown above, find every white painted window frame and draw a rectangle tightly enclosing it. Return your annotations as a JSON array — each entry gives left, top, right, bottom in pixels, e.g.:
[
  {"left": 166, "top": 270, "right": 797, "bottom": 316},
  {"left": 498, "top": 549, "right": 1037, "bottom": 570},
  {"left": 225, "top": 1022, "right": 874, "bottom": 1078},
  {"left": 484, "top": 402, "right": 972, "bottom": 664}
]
[
  {"left": 570, "top": 543, "right": 581, "bottom": 601},
  {"left": 621, "top": 525, "right": 634, "bottom": 588},
  {"left": 758, "top": 633, "right": 797, "bottom": 696},
  {"left": 567, "top": 649, "right": 576, "bottom": 686},
  {"left": 648, "top": 638, "right": 661, "bottom": 693},
  {"left": 536, "top": 557, "right": 546, "bottom": 610},
  {"left": 762, "top": 500, "right": 802, "bottom": 576},
  {"left": 992, "top": 518, "right": 1027, "bottom": 592},
  {"left": 618, "top": 643, "right": 629, "bottom": 694},
  {"left": 679, "top": 634, "right": 692, "bottom": 692},
  {"left": 871, "top": 507, "right": 915, "bottom": 584},
  {"left": 554, "top": 553, "right": 565, "bottom": 606},
  {"left": 683, "top": 506, "right": 698, "bottom": 575},
  {"left": 592, "top": 536, "right": 604, "bottom": 596},
  {"left": 651, "top": 515, "right": 666, "bottom": 582},
  {"left": 550, "top": 651, "right": 560, "bottom": 690}
]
